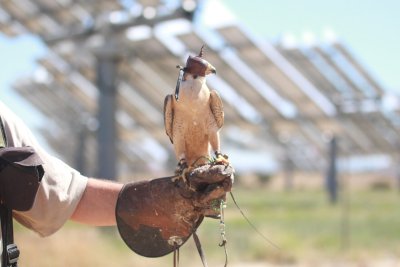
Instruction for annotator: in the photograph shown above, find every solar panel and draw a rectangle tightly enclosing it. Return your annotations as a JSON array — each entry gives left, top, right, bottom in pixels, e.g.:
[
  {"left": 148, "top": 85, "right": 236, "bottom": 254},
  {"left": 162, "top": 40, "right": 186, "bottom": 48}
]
[{"left": 2, "top": 0, "right": 398, "bottom": 176}]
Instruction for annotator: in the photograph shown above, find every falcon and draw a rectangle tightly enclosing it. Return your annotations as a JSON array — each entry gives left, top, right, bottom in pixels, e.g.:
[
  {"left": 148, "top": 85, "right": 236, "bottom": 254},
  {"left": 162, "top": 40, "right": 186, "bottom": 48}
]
[{"left": 164, "top": 46, "right": 228, "bottom": 173}]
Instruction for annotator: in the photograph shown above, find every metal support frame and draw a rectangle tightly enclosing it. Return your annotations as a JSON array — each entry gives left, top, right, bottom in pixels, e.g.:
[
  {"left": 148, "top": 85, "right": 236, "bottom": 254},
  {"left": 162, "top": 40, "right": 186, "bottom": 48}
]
[
  {"left": 95, "top": 51, "right": 120, "bottom": 179},
  {"left": 326, "top": 135, "right": 338, "bottom": 204},
  {"left": 37, "top": 3, "right": 199, "bottom": 179}
]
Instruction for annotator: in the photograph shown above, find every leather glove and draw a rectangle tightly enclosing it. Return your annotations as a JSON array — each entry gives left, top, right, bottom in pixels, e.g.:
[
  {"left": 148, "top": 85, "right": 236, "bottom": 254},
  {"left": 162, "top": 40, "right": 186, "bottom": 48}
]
[{"left": 116, "top": 164, "right": 234, "bottom": 257}]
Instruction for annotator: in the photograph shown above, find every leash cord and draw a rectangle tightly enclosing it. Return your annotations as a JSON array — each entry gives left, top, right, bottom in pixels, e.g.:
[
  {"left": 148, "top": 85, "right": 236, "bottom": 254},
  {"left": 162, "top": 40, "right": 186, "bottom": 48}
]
[
  {"left": 219, "top": 200, "right": 228, "bottom": 267},
  {"left": 173, "top": 246, "right": 179, "bottom": 267},
  {"left": 229, "top": 192, "right": 281, "bottom": 250}
]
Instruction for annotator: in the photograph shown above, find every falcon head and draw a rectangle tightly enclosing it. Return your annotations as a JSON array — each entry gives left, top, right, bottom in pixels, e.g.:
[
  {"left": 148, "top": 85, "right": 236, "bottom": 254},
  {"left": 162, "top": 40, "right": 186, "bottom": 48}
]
[
  {"left": 184, "top": 45, "right": 216, "bottom": 77},
  {"left": 174, "top": 46, "right": 216, "bottom": 101}
]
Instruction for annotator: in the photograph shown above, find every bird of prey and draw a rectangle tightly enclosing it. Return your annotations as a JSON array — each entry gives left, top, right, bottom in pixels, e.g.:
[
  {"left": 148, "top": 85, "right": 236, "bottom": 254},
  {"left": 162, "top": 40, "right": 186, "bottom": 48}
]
[{"left": 164, "top": 46, "right": 228, "bottom": 174}]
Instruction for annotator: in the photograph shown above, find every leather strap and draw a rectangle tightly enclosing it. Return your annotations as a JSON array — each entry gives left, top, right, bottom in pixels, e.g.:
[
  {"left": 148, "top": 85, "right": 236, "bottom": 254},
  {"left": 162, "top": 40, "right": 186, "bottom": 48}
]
[
  {"left": 174, "top": 65, "right": 185, "bottom": 101},
  {"left": 193, "top": 231, "right": 208, "bottom": 267},
  {"left": 173, "top": 247, "right": 179, "bottom": 267},
  {"left": 0, "top": 117, "right": 20, "bottom": 267},
  {"left": 1, "top": 204, "right": 19, "bottom": 267},
  {"left": 218, "top": 200, "right": 228, "bottom": 267}
]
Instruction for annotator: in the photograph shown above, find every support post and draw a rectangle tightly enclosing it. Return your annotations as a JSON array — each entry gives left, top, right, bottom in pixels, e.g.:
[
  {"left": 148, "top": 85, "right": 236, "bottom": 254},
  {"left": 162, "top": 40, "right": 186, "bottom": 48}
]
[
  {"left": 75, "top": 125, "right": 87, "bottom": 174},
  {"left": 326, "top": 136, "right": 338, "bottom": 204},
  {"left": 283, "top": 151, "right": 294, "bottom": 191},
  {"left": 95, "top": 52, "right": 120, "bottom": 180}
]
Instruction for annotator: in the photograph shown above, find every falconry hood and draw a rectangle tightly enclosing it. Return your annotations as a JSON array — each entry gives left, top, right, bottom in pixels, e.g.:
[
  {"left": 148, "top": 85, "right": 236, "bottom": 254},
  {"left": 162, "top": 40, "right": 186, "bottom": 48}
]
[
  {"left": 174, "top": 45, "right": 216, "bottom": 100},
  {"left": 185, "top": 45, "right": 216, "bottom": 77}
]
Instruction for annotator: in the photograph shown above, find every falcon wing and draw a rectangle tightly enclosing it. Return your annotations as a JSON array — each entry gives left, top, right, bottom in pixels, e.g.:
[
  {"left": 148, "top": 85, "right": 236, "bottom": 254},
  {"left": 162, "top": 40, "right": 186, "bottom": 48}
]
[
  {"left": 209, "top": 89, "right": 224, "bottom": 129},
  {"left": 163, "top": 94, "right": 174, "bottom": 143}
]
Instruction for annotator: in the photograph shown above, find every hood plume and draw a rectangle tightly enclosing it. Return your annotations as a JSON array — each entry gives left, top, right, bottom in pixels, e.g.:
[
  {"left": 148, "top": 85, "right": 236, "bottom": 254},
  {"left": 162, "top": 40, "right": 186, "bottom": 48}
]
[{"left": 198, "top": 45, "right": 205, "bottom": 58}]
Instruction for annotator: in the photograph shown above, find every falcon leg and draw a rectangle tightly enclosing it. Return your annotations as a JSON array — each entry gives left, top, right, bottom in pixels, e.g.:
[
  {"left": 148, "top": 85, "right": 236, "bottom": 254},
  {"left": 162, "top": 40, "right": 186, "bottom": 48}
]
[
  {"left": 209, "top": 132, "right": 229, "bottom": 165},
  {"left": 172, "top": 156, "right": 190, "bottom": 184},
  {"left": 175, "top": 158, "right": 188, "bottom": 175},
  {"left": 172, "top": 131, "right": 187, "bottom": 174}
]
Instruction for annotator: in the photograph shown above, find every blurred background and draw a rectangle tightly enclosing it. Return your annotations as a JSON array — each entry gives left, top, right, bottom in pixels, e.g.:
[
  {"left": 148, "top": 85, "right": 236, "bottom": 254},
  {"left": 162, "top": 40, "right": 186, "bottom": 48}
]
[{"left": 1, "top": 0, "right": 400, "bottom": 266}]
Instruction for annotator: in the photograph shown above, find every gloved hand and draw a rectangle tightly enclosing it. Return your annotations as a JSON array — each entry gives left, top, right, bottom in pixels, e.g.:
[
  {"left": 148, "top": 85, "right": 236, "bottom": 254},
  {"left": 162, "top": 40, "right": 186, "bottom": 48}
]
[
  {"left": 175, "top": 164, "right": 233, "bottom": 216},
  {"left": 116, "top": 164, "right": 234, "bottom": 258}
]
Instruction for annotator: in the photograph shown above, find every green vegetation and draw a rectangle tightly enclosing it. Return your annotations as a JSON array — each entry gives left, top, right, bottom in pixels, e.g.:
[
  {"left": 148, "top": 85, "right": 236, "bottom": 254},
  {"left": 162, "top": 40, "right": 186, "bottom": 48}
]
[
  {"left": 14, "top": 187, "right": 400, "bottom": 266},
  {"left": 206, "top": 187, "right": 400, "bottom": 264}
]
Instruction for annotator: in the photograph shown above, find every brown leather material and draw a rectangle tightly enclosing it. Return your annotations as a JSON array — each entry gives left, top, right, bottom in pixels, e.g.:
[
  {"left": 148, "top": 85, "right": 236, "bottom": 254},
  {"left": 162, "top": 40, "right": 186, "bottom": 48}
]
[
  {"left": 116, "top": 164, "right": 234, "bottom": 258},
  {"left": 0, "top": 146, "right": 44, "bottom": 211},
  {"left": 184, "top": 56, "right": 209, "bottom": 77}
]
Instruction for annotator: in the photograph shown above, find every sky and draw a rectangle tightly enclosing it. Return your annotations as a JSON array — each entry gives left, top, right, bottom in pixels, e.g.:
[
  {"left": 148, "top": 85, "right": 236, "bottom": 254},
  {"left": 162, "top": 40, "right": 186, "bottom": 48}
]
[
  {"left": 1, "top": 0, "right": 400, "bottom": 112},
  {"left": 0, "top": 34, "right": 47, "bottom": 124},
  {"left": 222, "top": 0, "right": 400, "bottom": 93}
]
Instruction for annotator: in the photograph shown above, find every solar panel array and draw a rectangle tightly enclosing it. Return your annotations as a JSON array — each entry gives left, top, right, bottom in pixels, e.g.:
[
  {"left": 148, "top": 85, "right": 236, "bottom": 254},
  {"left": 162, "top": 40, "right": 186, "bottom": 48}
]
[{"left": 1, "top": 0, "right": 399, "bottom": 179}]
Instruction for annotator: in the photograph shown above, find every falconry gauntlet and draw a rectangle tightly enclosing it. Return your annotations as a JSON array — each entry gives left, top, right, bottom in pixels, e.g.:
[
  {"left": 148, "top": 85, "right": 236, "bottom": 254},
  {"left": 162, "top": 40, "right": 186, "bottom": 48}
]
[{"left": 115, "top": 164, "right": 234, "bottom": 257}]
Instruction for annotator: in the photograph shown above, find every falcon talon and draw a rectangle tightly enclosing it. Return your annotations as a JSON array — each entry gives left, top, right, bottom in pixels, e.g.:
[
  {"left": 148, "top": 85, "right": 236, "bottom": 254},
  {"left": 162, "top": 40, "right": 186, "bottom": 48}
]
[
  {"left": 213, "top": 152, "right": 230, "bottom": 166},
  {"left": 174, "top": 159, "right": 188, "bottom": 175},
  {"left": 172, "top": 165, "right": 190, "bottom": 184}
]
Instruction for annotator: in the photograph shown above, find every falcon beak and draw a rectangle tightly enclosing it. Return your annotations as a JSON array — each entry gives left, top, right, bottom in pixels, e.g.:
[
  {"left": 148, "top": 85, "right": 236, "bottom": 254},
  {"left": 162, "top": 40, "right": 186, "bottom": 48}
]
[
  {"left": 208, "top": 64, "right": 216, "bottom": 75},
  {"left": 204, "top": 62, "right": 216, "bottom": 75}
]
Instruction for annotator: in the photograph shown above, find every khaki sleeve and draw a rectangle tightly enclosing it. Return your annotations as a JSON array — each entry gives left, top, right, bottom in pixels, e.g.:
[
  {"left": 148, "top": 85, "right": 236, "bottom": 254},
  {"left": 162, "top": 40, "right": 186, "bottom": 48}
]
[
  {"left": 1, "top": 102, "right": 88, "bottom": 237},
  {"left": 13, "top": 156, "right": 88, "bottom": 237}
]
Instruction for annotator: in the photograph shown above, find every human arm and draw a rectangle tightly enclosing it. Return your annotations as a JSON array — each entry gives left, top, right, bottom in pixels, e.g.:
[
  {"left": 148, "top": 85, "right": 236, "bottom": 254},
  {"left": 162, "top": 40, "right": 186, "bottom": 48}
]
[
  {"left": 70, "top": 178, "right": 123, "bottom": 226},
  {"left": 1, "top": 102, "right": 122, "bottom": 233}
]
